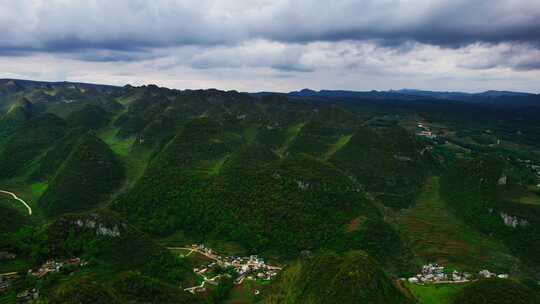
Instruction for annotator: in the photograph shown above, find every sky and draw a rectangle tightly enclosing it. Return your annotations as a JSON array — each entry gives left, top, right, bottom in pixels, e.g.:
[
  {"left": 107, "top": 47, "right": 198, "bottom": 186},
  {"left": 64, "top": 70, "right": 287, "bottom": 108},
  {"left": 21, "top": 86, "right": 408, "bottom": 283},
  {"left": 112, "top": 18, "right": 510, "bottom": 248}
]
[{"left": 0, "top": 0, "right": 539, "bottom": 93}]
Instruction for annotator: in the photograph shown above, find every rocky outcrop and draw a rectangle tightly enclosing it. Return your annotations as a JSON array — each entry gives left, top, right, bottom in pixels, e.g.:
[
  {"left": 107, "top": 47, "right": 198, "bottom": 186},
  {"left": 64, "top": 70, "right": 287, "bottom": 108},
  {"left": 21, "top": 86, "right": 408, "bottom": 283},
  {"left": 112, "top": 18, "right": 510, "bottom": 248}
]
[{"left": 70, "top": 213, "right": 125, "bottom": 237}]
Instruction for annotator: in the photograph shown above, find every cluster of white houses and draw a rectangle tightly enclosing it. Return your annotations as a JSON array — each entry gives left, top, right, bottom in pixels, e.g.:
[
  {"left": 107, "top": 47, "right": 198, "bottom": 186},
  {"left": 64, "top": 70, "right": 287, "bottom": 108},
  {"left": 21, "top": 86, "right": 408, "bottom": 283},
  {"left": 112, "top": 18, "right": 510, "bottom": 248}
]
[
  {"left": 0, "top": 272, "right": 18, "bottom": 293},
  {"left": 29, "top": 258, "right": 84, "bottom": 278},
  {"left": 416, "top": 123, "right": 437, "bottom": 139},
  {"left": 406, "top": 263, "right": 508, "bottom": 284},
  {"left": 183, "top": 244, "right": 281, "bottom": 294},
  {"left": 0, "top": 258, "right": 85, "bottom": 303},
  {"left": 516, "top": 158, "right": 540, "bottom": 182}
]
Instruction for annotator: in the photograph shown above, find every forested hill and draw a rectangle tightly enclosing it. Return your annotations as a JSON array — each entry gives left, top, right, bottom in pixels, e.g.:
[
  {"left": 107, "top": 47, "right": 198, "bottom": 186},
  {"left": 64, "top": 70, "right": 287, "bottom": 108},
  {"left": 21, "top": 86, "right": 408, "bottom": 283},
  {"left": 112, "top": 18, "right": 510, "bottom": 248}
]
[{"left": 1, "top": 79, "right": 539, "bottom": 303}]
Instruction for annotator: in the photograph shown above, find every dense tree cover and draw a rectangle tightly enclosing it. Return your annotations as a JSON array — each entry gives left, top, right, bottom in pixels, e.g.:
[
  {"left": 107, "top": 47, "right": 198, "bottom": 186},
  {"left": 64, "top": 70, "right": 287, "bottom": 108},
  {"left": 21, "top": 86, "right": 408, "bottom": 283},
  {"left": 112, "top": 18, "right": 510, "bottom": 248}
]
[
  {"left": 0, "top": 113, "right": 67, "bottom": 178},
  {"left": 263, "top": 251, "right": 412, "bottom": 304},
  {"left": 440, "top": 155, "right": 505, "bottom": 230},
  {"left": 452, "top": 279, "right": 540, "bottom": 304},
  {"left": 287, "top": 106, "right": 358, "bottom": 158},
  {"left": 114, "top": 132, "right": 379, "bottom": 256},
  {"left": 111, "top": 117, "right": 239, "bottom": 235},
  {"left": 0, "top": 203, "right": 30, "bottom": 253},
  {"left": 28, "top": 127, "right": 86, "bottom": 181},
  {"left": 209, "top": 153, "right": 376, "bottom": 255},
  {"left": 330, "top": 126, "right": 431, "bottom": 208},
  {"left": 39, "top": 133, "right": 124, "bottom": 216},
  {"left": 47, "top": 276, "right": 121, "bottom": 304},
  {"left": 3, "top": 81, "right": 540, "bottom": 303},
  {"left": 32, "top": 271, "right": 203, "bottom": 304},
  {"left": 0, "top": 97, "right": 33, "bottom": 141},
  {"left": 441, "top": 155, "right": 540, "bottom": 270},
  {"left": 65, "top": 104, "right": 110, "bottom": 130},
  {"left": 13, "top": 210, "right": 194, "bottom": 284},
  {"left": 330, "top": 218, "right": 417, "bottom": 276},
  {"left": 3, "top": 210, "right": 201, "bottom": 304},
  {"left": 0, "top": 202, "right": 30, "bottom": 233},
  {"left": 107, "top": 87, "right": 434, "bottom": 260},
  {"left": 111, "top": 271, "right": 202, "bottom": 304}
]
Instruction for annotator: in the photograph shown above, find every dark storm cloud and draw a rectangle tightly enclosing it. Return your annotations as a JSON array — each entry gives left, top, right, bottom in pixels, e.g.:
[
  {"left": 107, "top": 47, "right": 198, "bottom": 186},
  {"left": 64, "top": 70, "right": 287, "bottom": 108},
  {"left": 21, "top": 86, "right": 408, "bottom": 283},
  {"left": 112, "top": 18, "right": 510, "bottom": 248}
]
[
  {"left": 1, "top": 0, "right": 540, "bottom": 91},
  {"left": 1, "top": 0, "right": 539, "bottom": 59}
]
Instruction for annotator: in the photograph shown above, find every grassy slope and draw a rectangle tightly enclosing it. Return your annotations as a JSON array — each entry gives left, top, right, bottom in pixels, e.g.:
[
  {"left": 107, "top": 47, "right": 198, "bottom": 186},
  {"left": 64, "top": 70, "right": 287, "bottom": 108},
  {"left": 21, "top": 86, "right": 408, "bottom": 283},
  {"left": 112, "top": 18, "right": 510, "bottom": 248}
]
[
  {"left": 406, "top": 283, "right": 466, "bottom": 304},
  {"left": 98, "top": 127, "right": 136, "bottom": 157},
  {"left": 276, "top": 122, "right": 305, "bottom": 156},
  {"left": 323, "top": 134, "right": 352, "bottom": 160},
  {"left": 399, "top": 177, "right": 515, "bottom": 272}
]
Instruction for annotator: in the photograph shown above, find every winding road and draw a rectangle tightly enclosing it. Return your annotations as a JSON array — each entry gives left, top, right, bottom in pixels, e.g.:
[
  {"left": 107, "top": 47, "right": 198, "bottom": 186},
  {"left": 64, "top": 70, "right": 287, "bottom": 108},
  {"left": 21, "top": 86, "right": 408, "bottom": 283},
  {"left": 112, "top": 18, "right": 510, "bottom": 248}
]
[{"left": 0, "top": 190, "right": 32, "bottom": 215}]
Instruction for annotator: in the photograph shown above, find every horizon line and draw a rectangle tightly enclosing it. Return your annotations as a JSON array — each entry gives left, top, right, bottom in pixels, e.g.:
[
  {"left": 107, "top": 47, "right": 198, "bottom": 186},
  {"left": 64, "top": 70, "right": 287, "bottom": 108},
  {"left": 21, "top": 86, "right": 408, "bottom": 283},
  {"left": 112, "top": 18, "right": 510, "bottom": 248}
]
[{"left": 2, "top": 77, "right": 538, "bottom": 95}]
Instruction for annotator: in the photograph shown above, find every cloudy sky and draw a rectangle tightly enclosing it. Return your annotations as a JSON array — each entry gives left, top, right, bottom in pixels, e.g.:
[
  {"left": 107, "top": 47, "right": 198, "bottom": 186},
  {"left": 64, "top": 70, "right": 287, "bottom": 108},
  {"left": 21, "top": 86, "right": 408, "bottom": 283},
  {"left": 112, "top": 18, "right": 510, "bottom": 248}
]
[{"left": 1, "top": 0, "right": 539, "bottom": 92}]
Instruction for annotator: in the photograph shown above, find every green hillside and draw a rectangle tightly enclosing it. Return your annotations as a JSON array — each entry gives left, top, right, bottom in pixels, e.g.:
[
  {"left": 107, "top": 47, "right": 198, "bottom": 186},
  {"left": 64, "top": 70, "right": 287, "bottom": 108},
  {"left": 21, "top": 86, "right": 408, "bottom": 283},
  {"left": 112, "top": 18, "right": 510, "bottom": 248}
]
[
  {"left": 65, "top": 104, "right": 110, "bottom": 130},
  {"left": 39, "top": 133, "right": 124, "bottom": 216},
  {"left": 330, "top": 126, "right": 430, "bottom": 208},
  {"left": 11, "top": 210, "right": 200, "bottom": 303},
  {"left": 0, "top": 97, "right": 33, "bottom": 141},
  {"left": 263, "top": 251, "right": 412, "bottom": 304},
  {"left": 441, "top": 155, "right": 540, "bottom": 272},
  {"left": 0, "top": 114, "right": 67, "bottom": 178},
  {"left": 209, "top": 153, "right": 376, "bottom": 255},
  {"left": 400, "top": 177, "right": 514, "bottom": 272},
  {"left": 0, "top": 81, "right": 539, "bottom": 303},
  {"left": 451, "top": 279, "right": 540, "bottom": 304},
  {"left": 29, "top": 128, "right": 86, "bottom": 181}
]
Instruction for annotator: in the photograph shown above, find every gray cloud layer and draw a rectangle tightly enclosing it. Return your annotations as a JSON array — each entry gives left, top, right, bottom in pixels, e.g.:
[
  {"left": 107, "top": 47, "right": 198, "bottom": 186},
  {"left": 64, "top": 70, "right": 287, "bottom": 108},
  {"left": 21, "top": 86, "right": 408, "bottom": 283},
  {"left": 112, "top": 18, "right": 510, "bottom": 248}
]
[
  {"left": 0, "top": 0, "right": 539, "bottom": 92},
  {"left": 1, "top": 0, "right": 539, "bottom": 53}
]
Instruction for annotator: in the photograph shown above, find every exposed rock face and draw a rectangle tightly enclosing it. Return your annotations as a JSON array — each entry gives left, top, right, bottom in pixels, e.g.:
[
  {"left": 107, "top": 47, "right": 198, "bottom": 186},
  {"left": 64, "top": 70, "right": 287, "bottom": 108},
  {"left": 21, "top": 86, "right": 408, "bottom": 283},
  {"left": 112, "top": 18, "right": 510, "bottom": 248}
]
[
  {"left": 500, "top": 212, "right": 528, "bottom": 228},
  {"left": 72, "top": 213, "right": 123, "bottom": 237}
]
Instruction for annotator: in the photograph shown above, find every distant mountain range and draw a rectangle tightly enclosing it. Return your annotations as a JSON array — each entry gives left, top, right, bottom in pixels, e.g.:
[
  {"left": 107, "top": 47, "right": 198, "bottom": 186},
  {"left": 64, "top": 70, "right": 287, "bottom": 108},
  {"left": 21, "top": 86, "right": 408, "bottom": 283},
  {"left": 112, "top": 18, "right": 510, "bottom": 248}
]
[
  {"left": 0, "top": 78, "right": 119, "bottom": 93},
  {"left": 285, "top": 88, "right": 538, "bottom": 102},
  {"left": 2, "top": 78, "right": 539, "bottom": 105}
]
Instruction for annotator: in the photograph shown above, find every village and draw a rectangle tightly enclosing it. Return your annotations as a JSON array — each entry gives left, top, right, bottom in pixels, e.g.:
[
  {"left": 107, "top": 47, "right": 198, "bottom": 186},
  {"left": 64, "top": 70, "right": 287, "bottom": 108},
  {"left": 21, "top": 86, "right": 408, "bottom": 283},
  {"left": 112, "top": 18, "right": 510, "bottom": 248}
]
[
  {"left": 516, "top": 158, "right": 540, "bottom": 184},
  {"left": 175, "top": 244, "right": 281, "bottom": 294},
  {"left": 0, "top": 257, "right": 86, "bottom": 303},
  {"left": 416, "top": 121, "right": 540, "bottom": 189},
  {"left": 416, "top": 123, "right": 437, "bottom": 140},
  {"left": 405, "top": 263, "right": 509, "bottom": 285},
  {"left": 28, "top": 257, "right": 85, "bottom": 278}
]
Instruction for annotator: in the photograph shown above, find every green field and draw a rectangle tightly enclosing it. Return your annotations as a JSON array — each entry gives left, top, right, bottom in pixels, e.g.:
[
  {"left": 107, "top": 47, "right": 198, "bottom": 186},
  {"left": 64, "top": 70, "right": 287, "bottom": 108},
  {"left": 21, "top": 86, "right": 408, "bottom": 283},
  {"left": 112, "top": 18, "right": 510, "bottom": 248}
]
[
  {"left": 30, "top": 182, "right": 48, "bottom": 199},
  {"left": 406, "top": 282, "right": 467, "bottom": 304},
  {"left": 399, "top": 177, "right": 515, "bottom": 272},
  {"left": 98, "top": 128, "right": 135, "bottom": 156}
]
